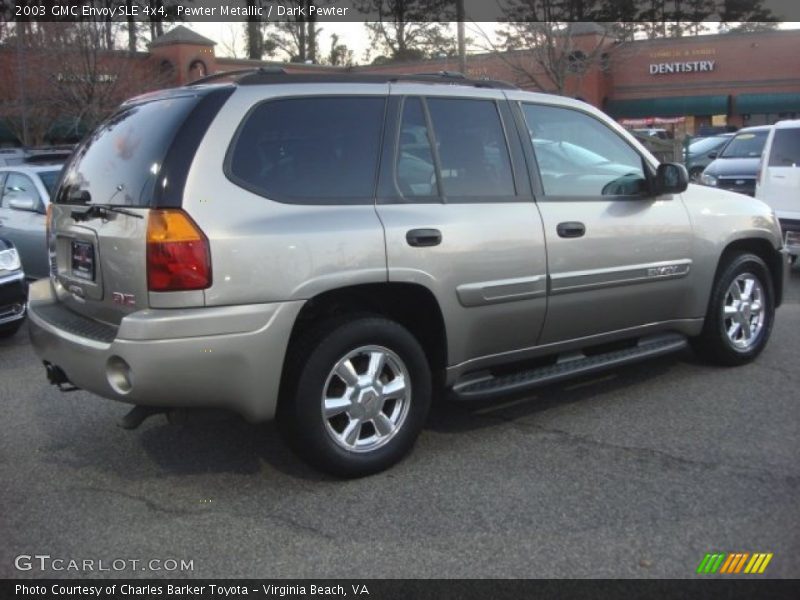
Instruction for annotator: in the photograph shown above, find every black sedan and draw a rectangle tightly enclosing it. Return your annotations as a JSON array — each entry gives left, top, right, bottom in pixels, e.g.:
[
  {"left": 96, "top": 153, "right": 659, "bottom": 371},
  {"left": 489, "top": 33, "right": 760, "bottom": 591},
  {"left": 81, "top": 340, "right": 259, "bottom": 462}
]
[{"left": 0, "top": 239, "right": 28, "bottom": 338}]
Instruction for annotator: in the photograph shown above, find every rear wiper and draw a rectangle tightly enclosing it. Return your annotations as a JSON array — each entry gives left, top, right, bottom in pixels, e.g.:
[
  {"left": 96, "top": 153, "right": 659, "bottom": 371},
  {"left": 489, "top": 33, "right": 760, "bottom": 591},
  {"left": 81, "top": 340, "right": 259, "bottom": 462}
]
[{"left": 71, "top": 204, "right": 143, "bottom": 222}]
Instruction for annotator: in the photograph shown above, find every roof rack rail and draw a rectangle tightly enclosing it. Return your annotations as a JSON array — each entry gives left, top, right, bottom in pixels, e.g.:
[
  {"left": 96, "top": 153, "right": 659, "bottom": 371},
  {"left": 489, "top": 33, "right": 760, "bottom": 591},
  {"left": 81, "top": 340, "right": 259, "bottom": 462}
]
[
  {"left": 235, "top": 71, "right": 518, "bottom": 90},
  {"left": 188, "top": 67, "right": 287, "bottom": 86}
]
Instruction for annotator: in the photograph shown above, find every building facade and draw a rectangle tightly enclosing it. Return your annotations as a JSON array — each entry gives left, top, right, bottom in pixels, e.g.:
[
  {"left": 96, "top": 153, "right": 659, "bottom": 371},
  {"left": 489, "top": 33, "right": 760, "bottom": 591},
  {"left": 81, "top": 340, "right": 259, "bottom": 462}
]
[{"left": 1, "top": 25, "right": 799, "bottom": 146}]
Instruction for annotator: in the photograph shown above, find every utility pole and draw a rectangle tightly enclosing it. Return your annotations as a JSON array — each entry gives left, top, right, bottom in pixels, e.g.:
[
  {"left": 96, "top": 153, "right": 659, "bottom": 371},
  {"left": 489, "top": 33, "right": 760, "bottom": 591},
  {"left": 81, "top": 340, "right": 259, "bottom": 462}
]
[{"left": 457, "top": 0, "right": 466, "bottom": 75}]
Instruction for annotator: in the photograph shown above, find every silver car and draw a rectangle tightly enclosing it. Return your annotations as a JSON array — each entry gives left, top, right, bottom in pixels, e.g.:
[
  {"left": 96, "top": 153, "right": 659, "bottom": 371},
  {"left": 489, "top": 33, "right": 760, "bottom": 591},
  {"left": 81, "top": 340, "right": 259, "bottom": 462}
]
[
  {"left": 0, "top": 164, "right": 63, "bottom": 279},
  {"left": 27, "top": 72, "right": 789, "bottom": 476}
]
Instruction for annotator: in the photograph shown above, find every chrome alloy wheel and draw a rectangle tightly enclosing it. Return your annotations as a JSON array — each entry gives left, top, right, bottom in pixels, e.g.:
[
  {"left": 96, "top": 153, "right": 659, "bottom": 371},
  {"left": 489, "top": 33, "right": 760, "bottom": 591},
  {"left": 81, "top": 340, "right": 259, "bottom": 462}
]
[
  {"left": 322, "top": 345, "right": 411, "bottom": 453},
  {"left": 722, "top": 272, "right": 765, "bottom": 350}
]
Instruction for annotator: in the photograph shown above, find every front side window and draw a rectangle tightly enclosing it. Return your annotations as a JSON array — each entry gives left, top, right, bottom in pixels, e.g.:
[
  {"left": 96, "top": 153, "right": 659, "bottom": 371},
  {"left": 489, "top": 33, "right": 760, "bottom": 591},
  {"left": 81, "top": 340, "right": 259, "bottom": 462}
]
[
  {"left": 228, "top": 96, "right": 386, "bottom": 204},
  {"left": 768, "top": 129, "right": 800, "bottom": 166},
  {"left": 522, "top": 104, "right": 647, "bottom": 197},
  {"left": 426, "top": 98, "right": 516, "bottom": 198}
]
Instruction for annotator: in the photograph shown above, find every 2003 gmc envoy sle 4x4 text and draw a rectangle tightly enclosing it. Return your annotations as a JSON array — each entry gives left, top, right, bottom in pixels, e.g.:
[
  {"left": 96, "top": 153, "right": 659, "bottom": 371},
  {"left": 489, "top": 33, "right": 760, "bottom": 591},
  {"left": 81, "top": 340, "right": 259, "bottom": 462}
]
[{"left": 28, "top": 71, "right": 790, "bottom": 477}]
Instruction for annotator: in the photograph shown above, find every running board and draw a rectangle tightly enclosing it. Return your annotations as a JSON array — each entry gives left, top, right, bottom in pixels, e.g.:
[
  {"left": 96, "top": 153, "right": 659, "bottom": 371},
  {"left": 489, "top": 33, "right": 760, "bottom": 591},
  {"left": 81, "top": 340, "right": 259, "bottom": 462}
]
[{"left": 451, "top": 333, "right": 688, "bottom": 402}]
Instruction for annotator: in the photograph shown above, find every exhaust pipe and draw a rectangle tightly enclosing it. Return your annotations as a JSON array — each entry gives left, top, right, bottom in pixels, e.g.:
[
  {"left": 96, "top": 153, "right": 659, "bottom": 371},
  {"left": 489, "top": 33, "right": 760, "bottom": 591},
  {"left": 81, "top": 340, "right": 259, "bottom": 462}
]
[{"left": 44, "top": 362, "right": 79, "bottom": 392}]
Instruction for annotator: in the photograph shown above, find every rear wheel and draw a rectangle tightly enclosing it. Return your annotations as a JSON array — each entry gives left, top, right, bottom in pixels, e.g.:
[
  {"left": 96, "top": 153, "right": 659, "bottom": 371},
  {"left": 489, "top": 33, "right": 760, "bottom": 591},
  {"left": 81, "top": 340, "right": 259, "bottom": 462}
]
[
  {"left": 279, "top": 316, "right": 432, "bottom": 477},
  {"left": 691, "top": 253, "right": 775, "bottom": 365}
]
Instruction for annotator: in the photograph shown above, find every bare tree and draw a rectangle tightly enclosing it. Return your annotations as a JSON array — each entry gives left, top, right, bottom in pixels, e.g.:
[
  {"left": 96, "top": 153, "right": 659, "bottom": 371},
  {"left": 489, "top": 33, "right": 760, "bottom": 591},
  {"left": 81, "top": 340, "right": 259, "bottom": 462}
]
[
  {"left": 478, "top": 17, "right": 610, "bottom": 96},
  {"left": 1, "top": 22, "right": 174, "bottom": 146},
  {"left": 261, "top": 1, "right": 321, "bottom": 63},
  {"left": 324, "top": 33, "right": 354, "bottom": 66},
  {"left": 358, "top": 0, "right": 457, "bottom": 63}
]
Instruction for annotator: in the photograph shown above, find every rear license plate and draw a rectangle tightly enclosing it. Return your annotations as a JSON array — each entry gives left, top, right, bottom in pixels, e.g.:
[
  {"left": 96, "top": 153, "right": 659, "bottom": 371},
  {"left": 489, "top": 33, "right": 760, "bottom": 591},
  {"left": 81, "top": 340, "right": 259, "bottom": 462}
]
[{"left": 71, "top": 240, "right": 95, "bottom": 281}]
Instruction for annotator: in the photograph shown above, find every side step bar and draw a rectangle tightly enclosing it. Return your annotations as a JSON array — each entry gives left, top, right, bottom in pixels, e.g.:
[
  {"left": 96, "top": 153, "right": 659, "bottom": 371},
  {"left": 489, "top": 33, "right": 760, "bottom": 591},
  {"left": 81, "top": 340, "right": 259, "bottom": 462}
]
[{"left": 451, "top": 333, "right": 688, "bottom": 402}]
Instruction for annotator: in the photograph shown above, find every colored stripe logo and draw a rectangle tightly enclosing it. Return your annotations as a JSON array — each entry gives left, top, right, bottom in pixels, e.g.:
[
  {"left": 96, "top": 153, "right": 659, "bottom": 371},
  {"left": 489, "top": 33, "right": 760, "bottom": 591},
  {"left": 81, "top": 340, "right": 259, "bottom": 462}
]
[{"left": 696, "top": 552, "right": 773, "bottom": 574}]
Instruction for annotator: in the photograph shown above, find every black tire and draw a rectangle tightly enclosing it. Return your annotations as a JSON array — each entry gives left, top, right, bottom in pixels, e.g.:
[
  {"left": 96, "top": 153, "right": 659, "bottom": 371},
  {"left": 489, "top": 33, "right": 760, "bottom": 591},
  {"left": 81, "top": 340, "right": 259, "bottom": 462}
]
[
  {"left": 0, "top": 319, "right": 23, "bottom": 339},
  {"left": 691, "top": 253, "right": 775, "bottom": 366},
  {"left": 278, "top": 316, "right": 432, "bottom": 477},
  {"left": 689, "top": 167, "right": 704, "bottom": 182}
]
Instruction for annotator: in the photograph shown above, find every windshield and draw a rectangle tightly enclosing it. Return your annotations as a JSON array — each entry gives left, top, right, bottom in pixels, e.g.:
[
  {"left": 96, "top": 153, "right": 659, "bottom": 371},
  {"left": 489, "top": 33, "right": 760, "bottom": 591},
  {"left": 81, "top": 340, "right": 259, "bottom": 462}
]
[
  {"left": 720, "top": 131, "right": 768, "bottom": 159},
  {"left": 37, "top": 169, "right": 62, "bottom": 198},
  {"left": 55, "top": 95, "right": 199, "bottom": 206},
  {"left": 688, "top": 136, "right": 728, "bottom": 155}
]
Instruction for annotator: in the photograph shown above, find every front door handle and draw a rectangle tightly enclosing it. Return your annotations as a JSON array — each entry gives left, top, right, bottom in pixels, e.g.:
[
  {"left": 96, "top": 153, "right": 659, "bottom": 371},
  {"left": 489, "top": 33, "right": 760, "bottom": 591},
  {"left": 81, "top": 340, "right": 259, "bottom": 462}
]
[
  {"left": 556, "top": 221, "right": 585, "bottom": 238},
  {"left": 406, "top": 228, "right": 442, "bottom": 247}
]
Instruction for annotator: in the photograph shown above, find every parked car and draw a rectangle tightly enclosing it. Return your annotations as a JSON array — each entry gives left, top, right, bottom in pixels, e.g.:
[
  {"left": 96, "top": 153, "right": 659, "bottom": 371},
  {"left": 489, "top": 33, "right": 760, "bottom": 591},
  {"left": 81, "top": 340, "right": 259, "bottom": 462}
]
[
  {"left": 756, "top": 119, "right": 800, "bottom": 263},
  {"left": 27, "top": 72, "right": 789, "bottom": 476},
  {"left": 699, "top": 125, "right": 771, "bottom": 196},
  {"left": 685, "top": 134, "right": 734, "bottom": 181},
  {"left": 632, "top": 128, "right": 671, "bottom": 140},
  {"left": 0, "top": 164, "right": 64, "bottom": 278},
  {"left": 0, "top": 239, "right": 27, "bottom": 337}
]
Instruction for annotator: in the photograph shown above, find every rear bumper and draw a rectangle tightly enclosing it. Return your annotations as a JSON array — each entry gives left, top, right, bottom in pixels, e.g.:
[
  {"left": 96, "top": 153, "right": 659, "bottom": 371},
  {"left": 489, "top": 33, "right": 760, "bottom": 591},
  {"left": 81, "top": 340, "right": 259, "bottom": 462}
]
[
  {"left": 0, "top": 271, "right": 28, "bottom": 326},
  {"left": 27, "top": 279, "right": 304, "bottom": 422}
]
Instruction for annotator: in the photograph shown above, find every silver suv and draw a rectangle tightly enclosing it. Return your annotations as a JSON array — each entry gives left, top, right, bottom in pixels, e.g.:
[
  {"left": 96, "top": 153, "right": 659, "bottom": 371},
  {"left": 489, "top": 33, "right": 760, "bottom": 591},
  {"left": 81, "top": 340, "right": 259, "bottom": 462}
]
[{"left": 28, "top": 72, "right": 789, "bottom": 476}]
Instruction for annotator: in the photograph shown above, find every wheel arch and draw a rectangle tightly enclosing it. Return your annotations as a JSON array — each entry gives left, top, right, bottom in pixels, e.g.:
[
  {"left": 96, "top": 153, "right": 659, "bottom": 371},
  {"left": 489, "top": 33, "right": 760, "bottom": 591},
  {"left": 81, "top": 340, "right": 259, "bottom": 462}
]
[
  {"left": 280, "top": 282, "right": 448, "bottom": 393},
  {"left": 715, "top": 236, "right": 785, "bottom": 308}
]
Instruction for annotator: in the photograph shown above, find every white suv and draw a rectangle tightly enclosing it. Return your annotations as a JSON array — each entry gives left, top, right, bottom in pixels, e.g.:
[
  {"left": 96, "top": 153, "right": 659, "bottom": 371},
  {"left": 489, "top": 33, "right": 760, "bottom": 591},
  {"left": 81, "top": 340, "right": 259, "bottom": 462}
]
[{"left": 756, "top": 120, "right": 800, "bottom": 262}]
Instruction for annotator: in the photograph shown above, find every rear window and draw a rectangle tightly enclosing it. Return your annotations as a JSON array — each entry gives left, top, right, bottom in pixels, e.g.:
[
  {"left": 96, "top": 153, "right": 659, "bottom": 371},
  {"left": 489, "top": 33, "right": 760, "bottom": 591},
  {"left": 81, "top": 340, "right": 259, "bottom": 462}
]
[
  {"left": 768, "top": 128, "right": 800, "bottom": 167},
  {"left": 55, "top": 96, "right": 200, "bottom": 206},
  {"left": 226, "top": 96, "right": 386, "bottom": 204},
  {"left": 720, "top": 131, "right": 768, "bottom": 159}
]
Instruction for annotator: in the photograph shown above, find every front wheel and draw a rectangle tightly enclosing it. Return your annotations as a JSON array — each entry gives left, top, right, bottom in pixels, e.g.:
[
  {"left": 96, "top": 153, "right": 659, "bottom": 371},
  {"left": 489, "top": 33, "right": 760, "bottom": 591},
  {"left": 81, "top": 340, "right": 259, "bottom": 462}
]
[
  {"left": 279, "top": 316, "right": 432, "bottom": 477},
  {"left": 691, "top": 253, "right": 775, "bottom": 366}
]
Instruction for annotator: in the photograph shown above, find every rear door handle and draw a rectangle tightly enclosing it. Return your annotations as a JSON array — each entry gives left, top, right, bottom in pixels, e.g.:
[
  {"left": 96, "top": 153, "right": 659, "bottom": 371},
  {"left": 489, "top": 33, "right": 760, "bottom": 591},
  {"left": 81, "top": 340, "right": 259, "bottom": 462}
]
[
  {"left": 406, "top": 228, "right": 442, "bottom": 247},
  {"left": 556, "top": 221, "right": 585, "bottom": 238}
]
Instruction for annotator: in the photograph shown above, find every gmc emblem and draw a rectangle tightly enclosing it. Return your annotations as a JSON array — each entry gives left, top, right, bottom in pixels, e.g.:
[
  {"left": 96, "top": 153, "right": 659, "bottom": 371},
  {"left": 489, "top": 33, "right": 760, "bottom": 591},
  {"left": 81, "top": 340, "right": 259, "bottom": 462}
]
[{"left": 112, "top": 292, "right": 136, "bottom": 306}]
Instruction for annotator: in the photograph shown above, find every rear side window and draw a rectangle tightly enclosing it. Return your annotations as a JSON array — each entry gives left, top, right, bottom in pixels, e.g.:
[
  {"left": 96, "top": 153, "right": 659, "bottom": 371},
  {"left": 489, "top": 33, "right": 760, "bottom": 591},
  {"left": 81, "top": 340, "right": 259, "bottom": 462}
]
[
  {"left": 426, "top": 98, "right": 515, "bottom": 197},
  {"left": 769, "top": 129, "right": 800, "bottom": 166},
  {"left": 56, "top": 96, "right": 200, "bottom": 206},
  {"left": 522, "top": 104, "right": 646, "bottom": 197},
  {"left": 227, "top": 96, "right": 386, "bottom": 204},
  {"left": 38, "top": 169, "right": 61, "bottom": 198}
]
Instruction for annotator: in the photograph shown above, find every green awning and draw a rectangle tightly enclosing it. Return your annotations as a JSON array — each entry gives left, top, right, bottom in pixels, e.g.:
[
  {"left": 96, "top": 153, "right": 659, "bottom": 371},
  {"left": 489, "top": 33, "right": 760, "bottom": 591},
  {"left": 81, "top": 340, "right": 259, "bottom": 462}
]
[
  {"left": 735, "top": 93, "right": 800, "bottom": 115},
  {"left": 605, "top": 95, "right": 730, "bottom": 118}
]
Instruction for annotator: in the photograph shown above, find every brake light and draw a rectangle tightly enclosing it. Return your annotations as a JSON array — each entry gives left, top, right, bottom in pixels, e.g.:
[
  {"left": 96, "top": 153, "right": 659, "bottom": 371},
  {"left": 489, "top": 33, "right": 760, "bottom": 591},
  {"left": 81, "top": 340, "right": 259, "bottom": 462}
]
[{"left": 146, "top": 209, "right": 211, "bottom": 292}]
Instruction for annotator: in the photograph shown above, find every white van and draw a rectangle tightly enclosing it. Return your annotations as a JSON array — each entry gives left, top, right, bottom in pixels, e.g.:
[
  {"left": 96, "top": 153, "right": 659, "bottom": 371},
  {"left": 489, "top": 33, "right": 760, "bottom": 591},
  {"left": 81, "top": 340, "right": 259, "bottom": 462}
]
[{"left": 756, "top": 120, "right": 800, "bottom": 262}]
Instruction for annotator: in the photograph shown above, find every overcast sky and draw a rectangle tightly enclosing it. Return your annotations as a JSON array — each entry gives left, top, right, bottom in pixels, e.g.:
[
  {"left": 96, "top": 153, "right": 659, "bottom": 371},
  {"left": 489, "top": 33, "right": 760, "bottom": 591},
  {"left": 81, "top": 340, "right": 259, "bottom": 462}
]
[
  {"left": 189, "top": 22, "right": 501, "bottom": 62},
  {"left": 189, "top": 21, "right": 800, "bottom": 64}
]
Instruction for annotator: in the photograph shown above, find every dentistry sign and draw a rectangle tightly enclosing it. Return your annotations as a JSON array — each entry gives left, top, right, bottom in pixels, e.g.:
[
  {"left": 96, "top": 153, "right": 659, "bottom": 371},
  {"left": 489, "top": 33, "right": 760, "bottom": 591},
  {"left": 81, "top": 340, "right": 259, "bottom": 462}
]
[{"left": 649, "top": 60, "right": 716, "bottom": 75}]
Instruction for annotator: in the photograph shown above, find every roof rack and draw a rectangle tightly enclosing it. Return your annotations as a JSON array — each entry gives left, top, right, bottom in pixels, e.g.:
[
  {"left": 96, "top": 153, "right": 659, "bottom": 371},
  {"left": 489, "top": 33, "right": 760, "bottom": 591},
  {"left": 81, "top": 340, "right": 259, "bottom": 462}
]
[
  {"left": 188, "top": 67, "right": 287, "bottom": 86},
  {"left": 235, "top": 70, "right": 518, "bottom": 90}
]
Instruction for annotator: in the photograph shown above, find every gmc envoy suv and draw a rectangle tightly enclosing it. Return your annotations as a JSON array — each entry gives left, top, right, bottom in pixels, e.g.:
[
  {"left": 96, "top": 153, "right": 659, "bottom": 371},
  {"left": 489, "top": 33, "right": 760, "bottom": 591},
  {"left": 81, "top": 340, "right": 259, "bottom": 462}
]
[{"left": 28, "top": 71, "right": 789, "bottom": 476}]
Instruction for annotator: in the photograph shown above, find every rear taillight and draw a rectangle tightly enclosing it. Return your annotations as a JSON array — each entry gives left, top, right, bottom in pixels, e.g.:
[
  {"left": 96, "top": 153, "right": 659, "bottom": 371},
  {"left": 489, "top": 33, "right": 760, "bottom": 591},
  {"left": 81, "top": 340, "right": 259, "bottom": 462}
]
[{"left": 146, "top": 209, "right": 211, "bottom": 292}]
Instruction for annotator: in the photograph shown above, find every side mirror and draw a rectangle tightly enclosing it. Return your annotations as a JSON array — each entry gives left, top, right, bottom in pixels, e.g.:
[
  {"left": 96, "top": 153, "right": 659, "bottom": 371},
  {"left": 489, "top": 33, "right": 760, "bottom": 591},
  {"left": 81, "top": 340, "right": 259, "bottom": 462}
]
[
  {"left": 655, "top": 163, "right": 688, "bottom": 195},
  {"left": 707, "top": 151, "right": 718, "bottom": 159},
  {"left": 8, "top": 195, "right": 39, "bottom": 212}
]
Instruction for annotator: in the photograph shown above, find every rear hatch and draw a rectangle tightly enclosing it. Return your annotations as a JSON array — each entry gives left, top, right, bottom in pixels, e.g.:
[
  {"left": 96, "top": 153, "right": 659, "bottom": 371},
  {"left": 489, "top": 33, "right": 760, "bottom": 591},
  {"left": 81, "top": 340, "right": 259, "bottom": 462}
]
[{"left": 49, "top": 87, "right": 231, "bottom": 326}]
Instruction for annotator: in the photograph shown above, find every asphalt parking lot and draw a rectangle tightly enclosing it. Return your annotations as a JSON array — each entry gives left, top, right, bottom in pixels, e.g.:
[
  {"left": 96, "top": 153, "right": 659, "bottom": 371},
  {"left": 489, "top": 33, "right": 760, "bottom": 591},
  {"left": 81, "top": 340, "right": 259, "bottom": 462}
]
[{"left": 2, "top": 267, "right": 799, "bottom": 579}]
